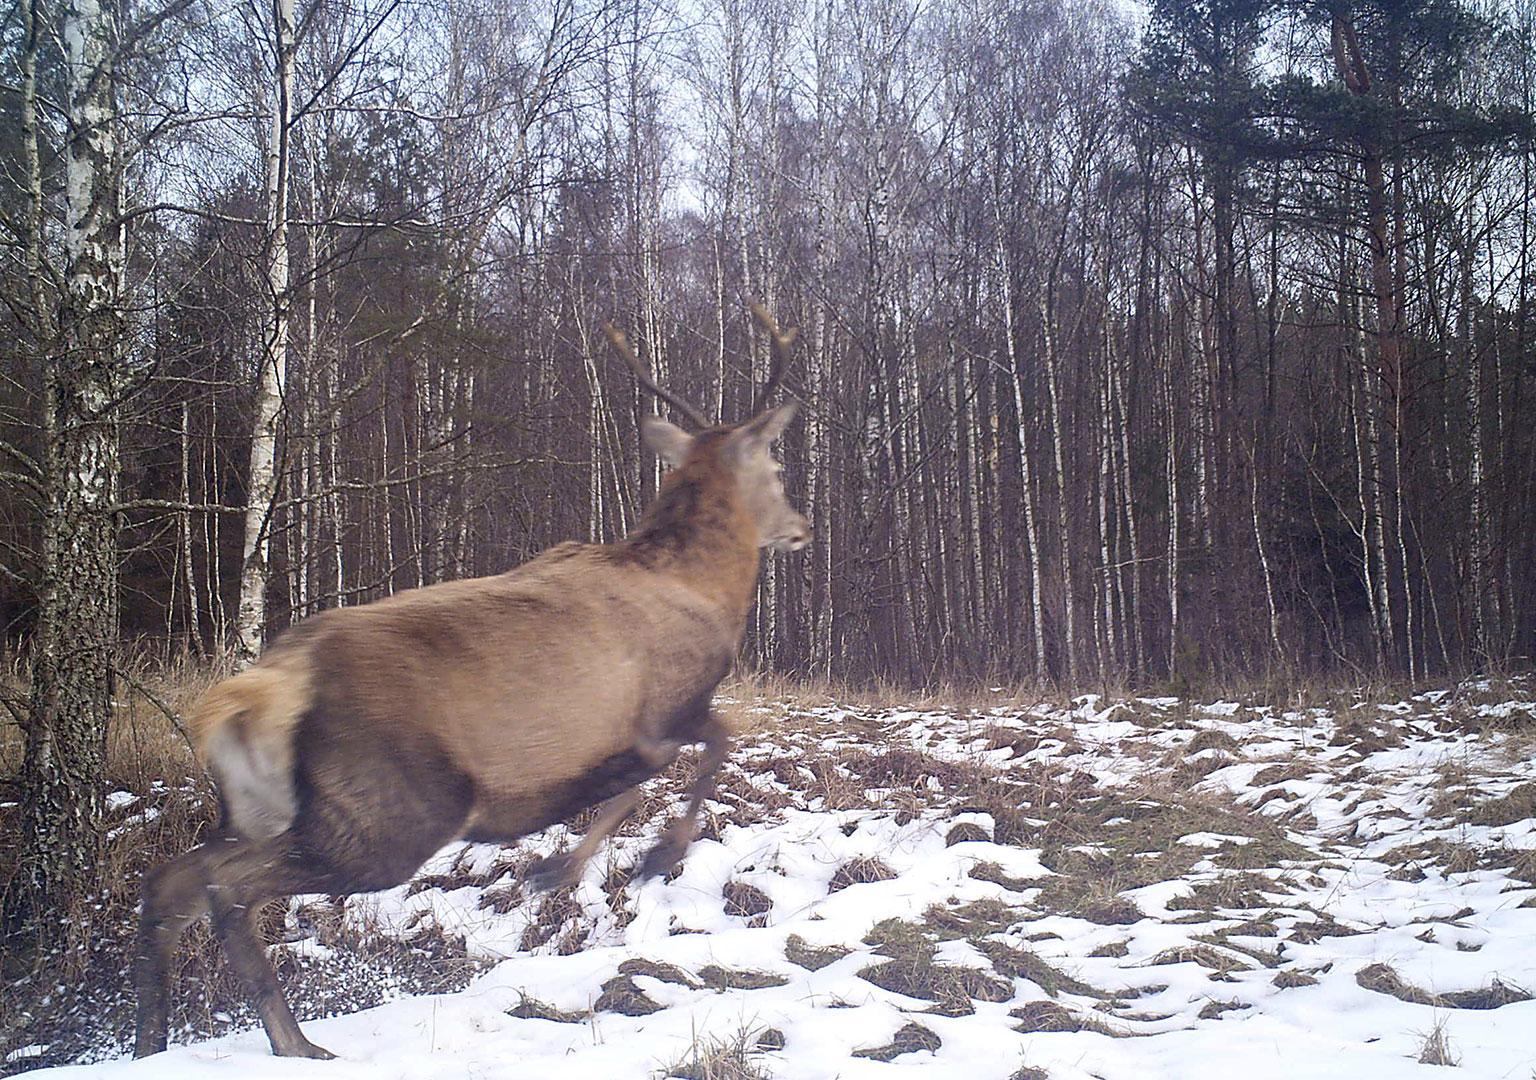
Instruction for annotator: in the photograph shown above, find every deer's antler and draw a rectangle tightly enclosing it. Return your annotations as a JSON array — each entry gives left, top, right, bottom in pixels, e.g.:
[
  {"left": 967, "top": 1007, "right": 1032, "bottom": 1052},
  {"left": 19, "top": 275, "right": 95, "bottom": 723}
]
[
  {"left": 749, "top": 302, "right": 799, "bottom": 413},
  {"left": 602, "top": 322, "right": 713, "bottom": 429}
]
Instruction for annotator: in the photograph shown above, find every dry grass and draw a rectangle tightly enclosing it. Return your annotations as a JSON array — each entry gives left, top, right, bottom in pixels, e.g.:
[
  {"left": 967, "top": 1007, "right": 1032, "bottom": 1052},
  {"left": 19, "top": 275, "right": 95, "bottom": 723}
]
[
  {"left": 1197, "top": 998, "right": 1249, "bottom": 1020},
  {"left": 1166, "top": 873, "right": 1275, "bottom": 913},
  {"left": 782, "top": 934, "right": 848, "bottom": 972},
  {"left": 827, "top": 857, "right": 896, "bottom": 893},
  {"left": 5, "top": 660, "right": 1530, "bottom": 1073},
  {"left": 968, "top": 862, "right": 1043, "bottom": 892},
  {"left": 660, "top": 1025, "right": 776, "bottom": 1080},
  {"left": 721, "top": 881, "right": 774, "bottom": 923},
  {"left": 1417, "top": 1017, "right": 1459, "bottom": 1067},
  {"left": 697, "top": 965, "right": 788, "bottom": 991},
  {"left": 857, "top": 919, "right": 1012, "bottom": 1013},
  {"left": 619, "top": 958, "right": 702, "bottom": 988},
  {"left": 1148, "top": 945, "right": 1252, "bottom": 976},
  {"left": 1010, "top": 1000, "right": 1084, "bottom": 1032},
  {"left": 850, "top": 1021, "right": 942, "bottom": 1061},
  {"left": 594, "top": 974, "right": 665, "bottom": 1016},
  {"left": 923, "top": 898, "right": 1020, "bottom": 941},
  {"left": 974, "top": 940, "right": 1101, "bottom": 998},
  {"left": 945, "top": 820, "right": 991, "bottom": 845},
  {"left": 1355, "top": 963, "right": 1531, "bottom": 1010},
  {"left": 1272, "top": 969, "right": 1319, "bottom": 988},
  {"left": 506, "top": 993, "right": 589, "bottom": 1023},
  {"left": 1466, "top": 783, "right": 1536, "bottom": 827}
]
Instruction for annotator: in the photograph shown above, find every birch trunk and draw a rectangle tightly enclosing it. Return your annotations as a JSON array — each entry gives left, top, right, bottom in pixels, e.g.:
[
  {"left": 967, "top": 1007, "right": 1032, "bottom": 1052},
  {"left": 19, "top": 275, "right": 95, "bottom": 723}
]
[
  {"left": 1461, "top": 221, "right": 1490, "bottom": 663},
  {"left": 1164, "top": 337, "right": 1182, "bottom": 682},
  {"left": 1039, "top": 293, "right": 1078, "bottom": 684},
  {"left": 236, "top": 0, "right": 297, "bottom": 658},
  {"left": 180, "top": 401, "right": 202, "bottom": 647},
  {"left": 1251, "top": 442, "right": 1283, "bottom": 666},
  {"left": 1109, "top": 341, "right": 1143, "bottom": 675},
  {"left": 1097, "top": 333, "right": 1120, "bottom": 675},
  {"left": 998, "top": 242, "right": 1047, "bottom": 679},
  {"left": 15, "top": 0, "right": 123, "bottom": 928}
]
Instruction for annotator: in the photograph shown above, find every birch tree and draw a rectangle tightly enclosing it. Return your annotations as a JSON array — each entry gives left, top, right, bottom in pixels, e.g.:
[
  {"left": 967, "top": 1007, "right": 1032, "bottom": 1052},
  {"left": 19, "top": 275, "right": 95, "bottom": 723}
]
[{"left": 11, "top": 0, "right": 124, "bottom": 932}]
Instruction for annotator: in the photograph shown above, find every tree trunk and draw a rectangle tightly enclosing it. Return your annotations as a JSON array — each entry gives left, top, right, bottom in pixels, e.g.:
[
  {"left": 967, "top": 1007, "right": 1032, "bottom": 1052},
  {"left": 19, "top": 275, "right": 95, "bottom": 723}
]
[
  {"left": 1039, "top": 293, "right": 1078, "bottom": 684},
  {"left": 236, "top": 0, "right": 297, "bottom": 659},
  {"left": 13, "top": 0, "right": 123, "bottom": 938}
]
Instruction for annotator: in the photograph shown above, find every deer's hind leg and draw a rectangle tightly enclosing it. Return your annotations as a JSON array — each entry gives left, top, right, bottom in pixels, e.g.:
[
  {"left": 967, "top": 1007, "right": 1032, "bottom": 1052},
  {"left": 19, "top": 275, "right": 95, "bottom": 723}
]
[
  {"left": 135, "top": 845, "right": 214, "bottom": 1057},
  {"left": 527, "top": 788, "right": 642, "bottom": 891},
  {"left": 199, "top": 834, "right": 339, "bottom": 1059},
  {"left": 638, "top": 712, "right": 731, "bottom": 880}
]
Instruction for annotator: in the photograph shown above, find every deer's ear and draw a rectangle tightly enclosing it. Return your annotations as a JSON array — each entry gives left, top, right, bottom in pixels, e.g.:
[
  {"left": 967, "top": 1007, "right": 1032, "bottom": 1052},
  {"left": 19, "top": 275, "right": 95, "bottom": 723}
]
[
  {"left": 732, "top": 402, "right": 797, "bottom": 451},
  {"left": 641, "top": 416, "right": 694, "bottom": 467}
]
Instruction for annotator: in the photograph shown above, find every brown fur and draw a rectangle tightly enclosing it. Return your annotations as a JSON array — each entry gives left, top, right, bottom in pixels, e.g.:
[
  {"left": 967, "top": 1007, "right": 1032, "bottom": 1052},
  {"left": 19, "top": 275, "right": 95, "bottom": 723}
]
[{"left": 135, "top": 406, "right": 807, "bottom": 1060}]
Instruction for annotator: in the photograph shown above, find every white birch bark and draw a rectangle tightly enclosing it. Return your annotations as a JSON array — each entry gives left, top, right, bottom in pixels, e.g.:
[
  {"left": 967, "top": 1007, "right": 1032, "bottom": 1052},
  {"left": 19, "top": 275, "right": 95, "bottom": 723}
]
[
  {"left": 236, "top": 0, "right": 297, "bottom": 659},
  {"left": 1461, "top": 218, "right": 1490, "bottom": 662},
  {"left": 1164, "top": 342, "right": 1182, "bottom": 681},
  {"left": 1096, "top": 328, "right": 1119, "bottom": 674},
  {"left": 17, "top": 0, "right": 124, "bottom": 923},
  {"left": 180, "top": 401, "right": 202, "bottom": 646},
  {"left": 1039, "top": 293, "right": 1078, "bottom": 684},
  {"left": 1109, "top": 341, "right": 1143, "bottom": 673},
  {"left": 1251, "top": 444, "right": 1283, "bottom": 665},
  {"left": 998, "top": 241, "right": 1047, "bottom": 679}
]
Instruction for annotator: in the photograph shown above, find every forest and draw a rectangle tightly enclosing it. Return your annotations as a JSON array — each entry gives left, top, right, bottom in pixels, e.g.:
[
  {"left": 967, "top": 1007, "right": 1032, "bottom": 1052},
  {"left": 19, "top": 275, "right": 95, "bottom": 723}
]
[{"left": 2, "top": 0, "right": 1535, "bottom": 1004}]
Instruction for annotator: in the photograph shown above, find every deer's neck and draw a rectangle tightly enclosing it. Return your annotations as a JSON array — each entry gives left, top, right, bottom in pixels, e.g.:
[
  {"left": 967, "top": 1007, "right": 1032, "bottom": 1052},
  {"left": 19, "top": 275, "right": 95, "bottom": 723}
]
[{"left": 623, "top": 462, "right": 760, "bottom": 622}]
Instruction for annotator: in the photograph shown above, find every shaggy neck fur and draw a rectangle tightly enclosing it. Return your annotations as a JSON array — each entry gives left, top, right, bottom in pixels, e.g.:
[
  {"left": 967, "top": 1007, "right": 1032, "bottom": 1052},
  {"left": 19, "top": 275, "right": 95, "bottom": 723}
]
[{"left": 623, "top": 431, "right": 760, "bottom": 620}]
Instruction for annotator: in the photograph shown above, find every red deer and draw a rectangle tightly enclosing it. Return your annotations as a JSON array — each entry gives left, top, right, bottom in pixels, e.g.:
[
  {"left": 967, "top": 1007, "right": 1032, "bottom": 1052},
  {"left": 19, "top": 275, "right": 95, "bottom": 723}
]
[{"left": 134, "top": 307, "right": 809, "bottom": 1059}]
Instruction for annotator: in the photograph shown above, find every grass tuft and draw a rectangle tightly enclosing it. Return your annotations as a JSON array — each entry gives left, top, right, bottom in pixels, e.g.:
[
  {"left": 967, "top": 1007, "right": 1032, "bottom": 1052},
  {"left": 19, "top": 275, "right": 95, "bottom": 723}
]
[
  {"left": 1416, "top": 1017, "right": 1459, "bottom": 1067},
  {"left": 782, "top": 934, "right": 849, "bottom": 972},
  {"left": 827, "top": 857, "right": 895, "bottom": 893},
  {"left": 722, "top": 881, "right": 774, "bottom": 922},
  {"left": 506, "top": 993, "right": 589, "bottom": 1023},
  {"left": 594, "top": 974, "right": 666, "bottom": 1016},
  {"left": 1355, "top": 963, "right": 1531, "bottom": 1010},
  {"left": 851, "top": 1021, "right": 941, "bottom": 1061},
  {"left": 660, "top": 1026, "right": 775, "bottom": 1080},
  {"left": 697, "top": 965, "right": 788, "bottom": 991}
]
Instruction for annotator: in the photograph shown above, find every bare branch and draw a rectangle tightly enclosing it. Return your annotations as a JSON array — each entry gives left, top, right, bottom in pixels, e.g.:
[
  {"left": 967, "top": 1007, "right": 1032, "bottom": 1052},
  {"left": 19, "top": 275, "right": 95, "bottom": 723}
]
[{"left": 112, "top": 666, "right": 196, "bottom": 755}]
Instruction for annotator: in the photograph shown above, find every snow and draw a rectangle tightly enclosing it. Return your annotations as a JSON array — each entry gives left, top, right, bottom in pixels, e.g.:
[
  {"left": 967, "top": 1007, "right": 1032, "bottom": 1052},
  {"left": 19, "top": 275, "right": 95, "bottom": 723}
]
[{"left": 20, "top": 680, "right": 1536, "bottom": 1078}]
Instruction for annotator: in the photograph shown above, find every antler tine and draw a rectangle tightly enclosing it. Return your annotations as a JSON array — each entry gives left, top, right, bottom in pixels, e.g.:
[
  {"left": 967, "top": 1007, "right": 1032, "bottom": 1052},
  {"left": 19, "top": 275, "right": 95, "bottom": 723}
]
[
  {"left": 601, "top": 322, "right": 713, "bottom": 430},
  {"left": 749, "top": 302, "right": 799, "bottom": 413}
]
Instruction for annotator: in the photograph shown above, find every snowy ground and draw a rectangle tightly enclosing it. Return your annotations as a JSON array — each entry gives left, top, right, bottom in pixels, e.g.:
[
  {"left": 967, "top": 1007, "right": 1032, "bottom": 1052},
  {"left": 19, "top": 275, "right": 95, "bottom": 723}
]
[{"left": 14, "top": 681, "right": 1536, "bottom": 1079}]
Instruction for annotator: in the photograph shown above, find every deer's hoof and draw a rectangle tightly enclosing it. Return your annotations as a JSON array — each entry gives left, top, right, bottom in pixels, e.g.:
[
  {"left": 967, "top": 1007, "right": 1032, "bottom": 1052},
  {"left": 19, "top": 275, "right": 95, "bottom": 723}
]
[
  {"left": 637, "top": 839, "right": 686, "bottom": 881},
  {"left": 526, "top": 852, "right": 579, "bottom": 892}
]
